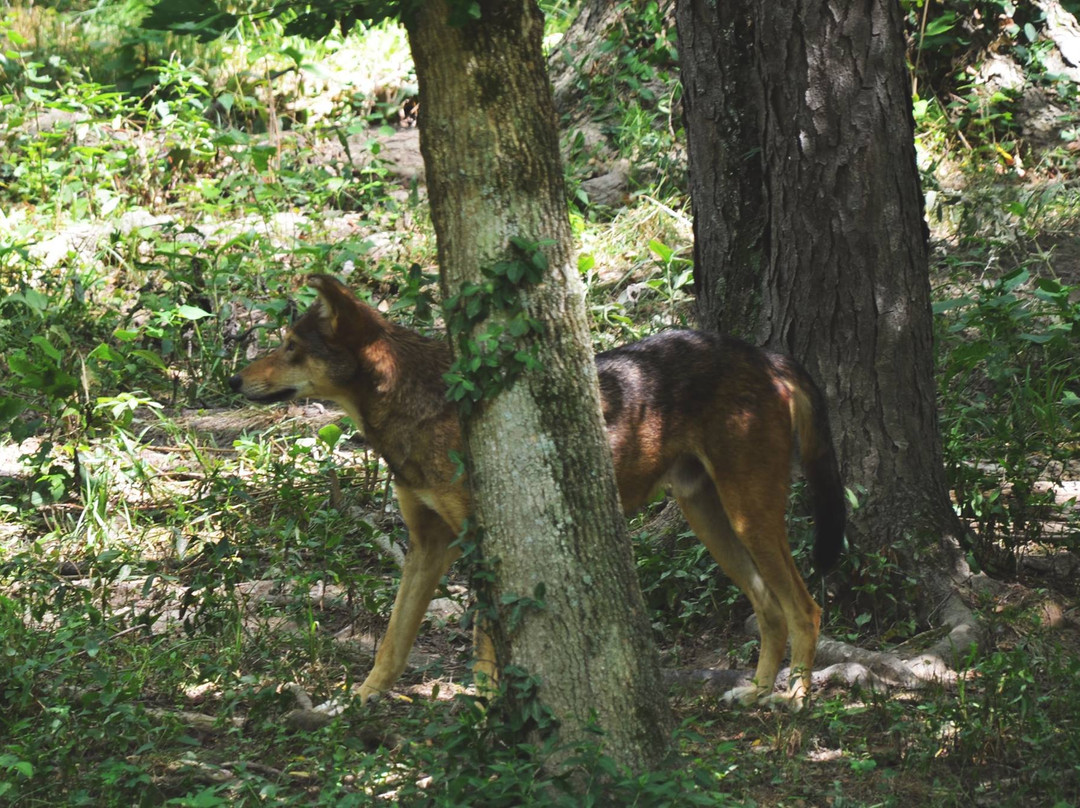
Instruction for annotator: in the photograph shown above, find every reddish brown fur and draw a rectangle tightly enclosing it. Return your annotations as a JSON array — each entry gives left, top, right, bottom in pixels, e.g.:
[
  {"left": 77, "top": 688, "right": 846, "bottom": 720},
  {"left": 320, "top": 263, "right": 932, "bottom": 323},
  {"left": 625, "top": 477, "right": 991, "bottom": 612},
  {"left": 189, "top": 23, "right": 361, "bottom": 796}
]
[{"left": 230, "top": 275, "right": 845, "bottom": 709}]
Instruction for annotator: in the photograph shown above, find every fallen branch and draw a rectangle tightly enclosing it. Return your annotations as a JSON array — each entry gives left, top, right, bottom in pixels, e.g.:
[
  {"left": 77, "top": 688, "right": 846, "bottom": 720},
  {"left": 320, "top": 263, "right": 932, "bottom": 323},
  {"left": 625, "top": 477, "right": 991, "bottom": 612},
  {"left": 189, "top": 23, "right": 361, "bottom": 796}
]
[
  {"left": 282, "top": 681, "right": 344, "bottom": 731},
  {"left": 1034, "top": 0, "right": 1080, "bottom": 69},
  {"left": 346, "top": 506, "right": 406, "bottom": 569},
  {"left": 663, "top": 668, "right": 750, "bottom": 693},
  {"left": 145, "top": 707, "right": 244, "bottom": 734}
]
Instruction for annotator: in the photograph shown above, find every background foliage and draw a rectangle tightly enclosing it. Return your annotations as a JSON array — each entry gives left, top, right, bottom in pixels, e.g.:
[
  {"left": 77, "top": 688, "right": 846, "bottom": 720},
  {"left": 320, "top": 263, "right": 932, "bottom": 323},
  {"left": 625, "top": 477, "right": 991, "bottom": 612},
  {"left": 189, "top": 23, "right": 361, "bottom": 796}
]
[{"left": 0, "top": 0, "right": 1078, "bottom": 805}]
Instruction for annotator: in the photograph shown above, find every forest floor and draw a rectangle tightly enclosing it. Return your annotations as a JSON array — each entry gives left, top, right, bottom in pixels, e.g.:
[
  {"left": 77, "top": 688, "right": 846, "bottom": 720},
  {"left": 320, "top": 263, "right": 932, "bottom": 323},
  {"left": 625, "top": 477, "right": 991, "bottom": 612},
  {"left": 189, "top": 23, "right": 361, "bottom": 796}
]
[{"left": 2, "top": 5, "right": 1080, "bottom": 806}]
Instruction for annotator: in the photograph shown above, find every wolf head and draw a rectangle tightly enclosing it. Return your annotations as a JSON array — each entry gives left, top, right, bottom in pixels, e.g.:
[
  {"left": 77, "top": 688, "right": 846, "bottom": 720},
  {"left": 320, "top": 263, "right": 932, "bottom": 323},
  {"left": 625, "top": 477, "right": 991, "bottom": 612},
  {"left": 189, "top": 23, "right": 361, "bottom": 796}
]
[{"left": 228, "top": 274, "right": 390, "bottom": 405}]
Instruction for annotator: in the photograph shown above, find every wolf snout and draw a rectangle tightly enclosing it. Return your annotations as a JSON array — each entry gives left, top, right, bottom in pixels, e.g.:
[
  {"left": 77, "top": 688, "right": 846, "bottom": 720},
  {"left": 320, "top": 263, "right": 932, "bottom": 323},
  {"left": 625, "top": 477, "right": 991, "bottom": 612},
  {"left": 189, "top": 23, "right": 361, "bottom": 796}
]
[{"left": 227, "top": 374, "right": 243, "bottom": 393}]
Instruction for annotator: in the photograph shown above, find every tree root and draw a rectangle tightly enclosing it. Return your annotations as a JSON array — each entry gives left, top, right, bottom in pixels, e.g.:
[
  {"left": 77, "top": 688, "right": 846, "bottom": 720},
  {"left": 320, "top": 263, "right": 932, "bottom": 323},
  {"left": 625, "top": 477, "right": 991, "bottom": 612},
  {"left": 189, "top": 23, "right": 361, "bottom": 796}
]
[
  {"left": 1033, "top": 0, "right": 1080, "bottom": 75},
  {"left": 152, "top": 757, "right": 312, "bottom": 796},
  {"left": 279, "top": 682, "right": 403, "bottom": 750},
  {"left": 280, "top": 681, "right": 343, "bottom": 731},
  {"left": 672, "top": 557, "right": 1005, "bottom": 702},
  {"left": 807, "top": 565, "right": 1001, "bottom": 696}
]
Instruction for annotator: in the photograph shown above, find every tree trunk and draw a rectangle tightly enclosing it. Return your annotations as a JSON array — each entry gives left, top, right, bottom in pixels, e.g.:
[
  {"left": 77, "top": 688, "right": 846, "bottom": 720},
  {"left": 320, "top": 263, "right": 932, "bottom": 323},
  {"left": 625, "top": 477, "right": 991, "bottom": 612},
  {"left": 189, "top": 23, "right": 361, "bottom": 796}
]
[
  {"left": 677, "top": 0, "right": 965, "bottom": 577},
  {"left": 675, "top": 0, "right": 766, "bottom": 337},
  {"left": 406, "top": 0, "right": 672, "bottom": 772},
  {"left": 547, "top": 0, "right": 679, "bottom": 121},
  {"left": 547, "top": 0, "right": 625, "bottom": 118}
]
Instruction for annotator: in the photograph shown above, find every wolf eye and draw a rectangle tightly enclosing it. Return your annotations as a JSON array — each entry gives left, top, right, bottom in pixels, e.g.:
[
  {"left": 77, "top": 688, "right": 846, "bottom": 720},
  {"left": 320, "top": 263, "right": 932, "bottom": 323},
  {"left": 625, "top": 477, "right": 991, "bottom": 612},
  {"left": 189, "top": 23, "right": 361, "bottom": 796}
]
[{"left": 283, "top": 339, "right": 296, "bottom": 353}]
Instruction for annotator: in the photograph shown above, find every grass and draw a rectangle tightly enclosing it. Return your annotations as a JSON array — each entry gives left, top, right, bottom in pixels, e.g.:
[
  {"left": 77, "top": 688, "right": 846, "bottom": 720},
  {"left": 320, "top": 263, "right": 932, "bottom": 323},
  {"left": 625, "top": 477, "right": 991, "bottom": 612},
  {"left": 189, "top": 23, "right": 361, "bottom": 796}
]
[{"left": 1, "top": 1, "right": 1079, "bottom": 805}]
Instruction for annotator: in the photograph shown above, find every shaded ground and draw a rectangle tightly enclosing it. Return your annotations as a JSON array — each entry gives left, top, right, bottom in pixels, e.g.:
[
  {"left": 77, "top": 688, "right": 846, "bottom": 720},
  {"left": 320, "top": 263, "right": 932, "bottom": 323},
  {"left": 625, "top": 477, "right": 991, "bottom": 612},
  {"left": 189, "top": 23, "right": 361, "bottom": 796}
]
[{"left": 2, "top": 6, "right": 1079, "bottom": 802}]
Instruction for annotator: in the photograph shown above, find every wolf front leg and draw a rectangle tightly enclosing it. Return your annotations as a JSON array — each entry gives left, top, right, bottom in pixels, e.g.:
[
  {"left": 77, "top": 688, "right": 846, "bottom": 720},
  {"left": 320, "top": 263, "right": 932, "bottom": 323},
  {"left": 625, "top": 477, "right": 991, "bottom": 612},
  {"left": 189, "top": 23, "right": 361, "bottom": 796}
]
[{"left": 358, "top": 492, "right": 461, "bottom": 703}]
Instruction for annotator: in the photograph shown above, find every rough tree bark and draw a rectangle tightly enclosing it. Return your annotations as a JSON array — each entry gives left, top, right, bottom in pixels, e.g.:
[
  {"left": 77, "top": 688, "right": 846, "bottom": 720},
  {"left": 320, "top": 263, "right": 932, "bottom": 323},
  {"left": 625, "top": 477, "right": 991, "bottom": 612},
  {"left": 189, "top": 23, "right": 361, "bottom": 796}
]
[
  {"left": 676, "top": 0, "right": 980, "bottom": 666},
  {"left": 548, "top": 0, "right": 642, "bottom": 119},
  {"left": 406, "top": 0, "right": 672, "bottom": 771}
]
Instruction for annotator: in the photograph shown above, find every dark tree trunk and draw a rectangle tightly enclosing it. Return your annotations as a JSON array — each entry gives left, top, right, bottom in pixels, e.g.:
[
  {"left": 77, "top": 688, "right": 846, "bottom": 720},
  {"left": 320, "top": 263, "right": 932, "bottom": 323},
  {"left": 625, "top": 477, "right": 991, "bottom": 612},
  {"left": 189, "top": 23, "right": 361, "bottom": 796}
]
[
  {"left": 675, "top": 0, "right": 766, "bottom": 338},
  {"left": 677, "top": 0, "right": 963, "bottom": 560},
  {"left": 407, "top": 0, "right": 672, "bottom": 772}
]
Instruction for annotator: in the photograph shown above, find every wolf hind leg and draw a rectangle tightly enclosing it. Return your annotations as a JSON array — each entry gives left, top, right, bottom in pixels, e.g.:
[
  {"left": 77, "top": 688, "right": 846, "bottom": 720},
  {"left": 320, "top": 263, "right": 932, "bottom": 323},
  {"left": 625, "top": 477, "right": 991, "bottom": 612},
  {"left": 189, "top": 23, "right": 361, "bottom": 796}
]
[
  {"left": 674, "top": 477, "right": 790, "bottom": 706},
  {"left": 708, "top": 469, "right": 822, "bottom": 711}
]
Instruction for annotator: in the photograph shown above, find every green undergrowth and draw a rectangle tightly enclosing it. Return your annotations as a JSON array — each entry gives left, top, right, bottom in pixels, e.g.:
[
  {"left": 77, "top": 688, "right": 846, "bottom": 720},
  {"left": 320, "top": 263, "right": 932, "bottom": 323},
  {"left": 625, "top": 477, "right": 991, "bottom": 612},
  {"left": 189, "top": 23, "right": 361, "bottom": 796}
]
[
  {"left": 2, "top": 1, "right": 1079, "bottom": 805},
  {"left": 936, "top": 263, "right": 1080, "bottom": 573},
  {"left": 3, "top": 597, "right": 1078, "bottom": 805}
]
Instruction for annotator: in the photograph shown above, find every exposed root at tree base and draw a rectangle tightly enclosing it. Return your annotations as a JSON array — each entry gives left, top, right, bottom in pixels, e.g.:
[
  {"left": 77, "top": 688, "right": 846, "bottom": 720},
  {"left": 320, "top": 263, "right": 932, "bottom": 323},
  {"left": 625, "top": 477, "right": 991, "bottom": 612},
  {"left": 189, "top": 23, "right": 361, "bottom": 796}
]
[{"left": 671, "top": 563, "right": 1010, "bottom": 702}]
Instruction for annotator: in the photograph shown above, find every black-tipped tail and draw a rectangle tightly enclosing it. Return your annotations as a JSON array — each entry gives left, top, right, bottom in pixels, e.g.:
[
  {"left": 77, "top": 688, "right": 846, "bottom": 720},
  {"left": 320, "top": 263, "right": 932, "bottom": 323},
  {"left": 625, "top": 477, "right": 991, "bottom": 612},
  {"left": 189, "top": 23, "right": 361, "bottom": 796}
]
[
  {"left": 807, "top": 448, "right": 846, "bottom": 572},
  {"left": 790, "top": 365, "right": 846, "bottom": 572}
]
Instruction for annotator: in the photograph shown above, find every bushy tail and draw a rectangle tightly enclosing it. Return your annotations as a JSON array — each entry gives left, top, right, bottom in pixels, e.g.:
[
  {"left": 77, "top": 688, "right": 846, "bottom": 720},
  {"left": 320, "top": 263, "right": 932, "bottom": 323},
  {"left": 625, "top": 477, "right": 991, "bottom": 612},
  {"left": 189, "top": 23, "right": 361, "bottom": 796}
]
[{"left": 789, "top": 366, "right": 846, "bottom": 572}]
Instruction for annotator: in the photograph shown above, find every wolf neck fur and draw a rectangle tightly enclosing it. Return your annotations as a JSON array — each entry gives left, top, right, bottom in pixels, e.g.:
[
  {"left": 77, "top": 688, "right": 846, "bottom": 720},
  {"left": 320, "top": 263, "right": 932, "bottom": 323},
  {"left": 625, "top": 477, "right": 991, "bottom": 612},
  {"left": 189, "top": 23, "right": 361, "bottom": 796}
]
[{"left": 340, "top": 324, "right": 459, "bottom": 487}]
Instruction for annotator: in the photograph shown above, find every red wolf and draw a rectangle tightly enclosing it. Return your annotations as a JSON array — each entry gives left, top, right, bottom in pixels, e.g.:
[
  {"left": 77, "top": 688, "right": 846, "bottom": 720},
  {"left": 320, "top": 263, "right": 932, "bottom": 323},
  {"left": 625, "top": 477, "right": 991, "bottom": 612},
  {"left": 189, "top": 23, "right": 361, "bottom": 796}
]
[{"left": 230, "top": 274, "right": 845, "bottom": 709}]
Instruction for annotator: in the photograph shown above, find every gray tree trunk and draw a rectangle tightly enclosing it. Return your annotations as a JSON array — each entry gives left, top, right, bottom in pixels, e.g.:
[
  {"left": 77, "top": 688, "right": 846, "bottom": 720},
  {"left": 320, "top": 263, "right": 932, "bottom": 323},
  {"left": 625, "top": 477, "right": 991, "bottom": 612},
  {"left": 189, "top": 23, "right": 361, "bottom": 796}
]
[
  {"left": 407, "top": 0, "right": 672, "bottom": 772},
  {"left": 548, "top": 0, "right": 629, "bottom": 118},
  {"left": 677, "top": 0, "right": 965, "bottom": 567}
]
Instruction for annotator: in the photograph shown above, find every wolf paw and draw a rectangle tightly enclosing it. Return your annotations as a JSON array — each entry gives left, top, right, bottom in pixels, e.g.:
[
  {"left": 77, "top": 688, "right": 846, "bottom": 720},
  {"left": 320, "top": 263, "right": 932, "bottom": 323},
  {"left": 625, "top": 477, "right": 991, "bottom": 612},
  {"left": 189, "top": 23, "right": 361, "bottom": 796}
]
[
  {"left": 357, "top": 682, "right": 385, "bottom": 705},
  {"left": 720, "top": 684, "right": 768, "bottom": 707},
  {"left": 721, "top": 685, "right": 809, "bottom": 713},
  {"left": 766, "top": 687, "right": 810, "bottom": 713}
]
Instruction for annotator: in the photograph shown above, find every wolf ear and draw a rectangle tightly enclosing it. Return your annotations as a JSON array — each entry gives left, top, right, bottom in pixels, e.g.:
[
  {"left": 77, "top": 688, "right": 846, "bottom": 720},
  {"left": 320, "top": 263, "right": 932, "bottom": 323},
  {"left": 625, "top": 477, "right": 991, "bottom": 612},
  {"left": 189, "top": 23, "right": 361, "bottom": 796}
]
[{"left": 306, "top": 274, "right": 385, "bottom": 341}]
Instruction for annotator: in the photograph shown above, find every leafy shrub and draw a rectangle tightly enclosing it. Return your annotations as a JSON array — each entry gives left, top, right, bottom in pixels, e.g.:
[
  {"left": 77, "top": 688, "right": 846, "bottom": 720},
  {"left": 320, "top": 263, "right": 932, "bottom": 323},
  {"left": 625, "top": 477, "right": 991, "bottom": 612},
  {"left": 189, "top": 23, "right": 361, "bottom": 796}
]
[{"left": 935, "top": 266, "right": 1079, "bottom": 570}]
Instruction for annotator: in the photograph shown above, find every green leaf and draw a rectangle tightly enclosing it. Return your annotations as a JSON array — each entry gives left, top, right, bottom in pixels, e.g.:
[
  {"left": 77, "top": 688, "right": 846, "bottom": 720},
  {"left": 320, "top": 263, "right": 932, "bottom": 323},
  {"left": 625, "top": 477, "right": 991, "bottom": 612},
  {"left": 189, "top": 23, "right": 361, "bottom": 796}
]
[
  {"left": 1001, "top": 267, "right": 1029, "bottom": 291},
  {"left": 0, "top": 397, "right": 26, "bottom": 423},
  {"left": 932, "top": 296, "right": 973, "bottom": 314},
  {"left": 923, "top": 12, "right": 958, "bottom": 38},
  {"left": 317, "top": 423, "right": 343, "bottom": 449},
  {"left": 529, "top": 249, "right": 548, "bottom": 273},
  {"left": 30, "top": 335, "right": 61, "bottom": 361},
  {"left": 466, "top": 295, "right": 483, "bottom": 319},
  {"left": 649, "top": 239, "right": 674, "bottom": 262},
  {"left": 88, "top": 343, "right": 123, "bottom": 363},
  {"left": 1034, "top": 277, "right": 1063, "bottom": 294},
  {"left": 131, "top": 350, "right": 168, "bottom": 371},
  {"left": 175, "top": 305, "right": 212, "bottom": 320},
  {"left": 251, "top": 144, "right": 277, "bottom": 171},
  {"left": 5, "top": 288, "right": 48, "bottom": 313},
  {"left": 673, "top": 268, "right": 694, "bottom": 290},
  {"left": 45, "top": 370, "right": 77, "bottom": 398},
  {"left": 508, "top": 317, "right": 529, "bottom": 337},
  {"left": 141, "top": 0, "right": 238, "bottom": 42},
  {"left": 7, "top": 352, "right": 36, "bottom": 377},
  {"left": 212, "top": 130, "right": 244, "bottom": 147}
]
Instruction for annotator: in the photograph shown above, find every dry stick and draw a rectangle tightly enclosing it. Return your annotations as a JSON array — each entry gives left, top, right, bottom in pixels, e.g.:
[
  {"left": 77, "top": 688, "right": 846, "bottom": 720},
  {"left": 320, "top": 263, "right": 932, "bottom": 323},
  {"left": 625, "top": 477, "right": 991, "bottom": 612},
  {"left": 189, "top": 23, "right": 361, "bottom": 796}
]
[
  {"left": 219, "top": 761, "right": 289, "bottom": 779},
  {"left": 911, "top": 0, "right": 932, "bottom": 96},
  {"left": 140, "top": 444, "right": 238, "bottom": 454},
  {"left": 145, "top": 708, "right": 245, "bottom": 734}
]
